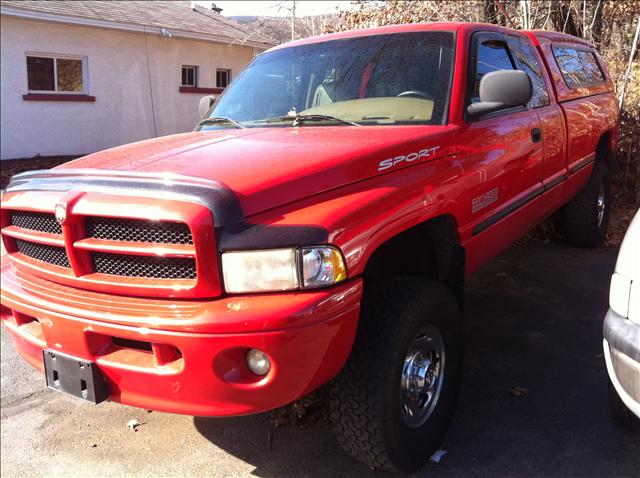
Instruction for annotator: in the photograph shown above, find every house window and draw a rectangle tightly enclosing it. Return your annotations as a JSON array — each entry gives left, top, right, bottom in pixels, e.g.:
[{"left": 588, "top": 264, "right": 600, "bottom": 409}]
[
  {"left": 26, "top": 55, "right": 86, "bottom": 93},
  {"left": 216, "top": 68, "right": 231, "bottom": 88},
  {"left": 182, "top": 65, "right": 198, "bottom": 87}
]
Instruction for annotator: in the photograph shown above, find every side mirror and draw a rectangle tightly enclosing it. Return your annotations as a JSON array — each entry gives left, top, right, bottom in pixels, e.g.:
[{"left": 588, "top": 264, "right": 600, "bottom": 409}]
[
  {"left": 198, "top": 95, "right": 217, "bottom": 119},
  {"left": 467, "top": 70, "right": 532, "bottom": 117}
]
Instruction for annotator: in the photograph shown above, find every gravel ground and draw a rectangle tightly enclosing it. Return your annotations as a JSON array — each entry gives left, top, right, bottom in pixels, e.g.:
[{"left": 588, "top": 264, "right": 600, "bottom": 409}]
[{"left": 1, "top": 240, "right": 639, "bottom": 477}]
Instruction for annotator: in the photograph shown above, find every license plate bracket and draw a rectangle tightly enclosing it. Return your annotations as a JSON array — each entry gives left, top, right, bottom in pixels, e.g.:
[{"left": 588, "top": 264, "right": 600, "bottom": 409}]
[{"left": 43, "top": 350, "right": 109, "bottom": 404}]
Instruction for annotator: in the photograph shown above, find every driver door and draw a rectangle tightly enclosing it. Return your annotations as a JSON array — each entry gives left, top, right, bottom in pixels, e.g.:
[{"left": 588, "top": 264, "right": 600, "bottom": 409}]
[{"left": 457, "top": 32, "right": 545, "bottom": 273}]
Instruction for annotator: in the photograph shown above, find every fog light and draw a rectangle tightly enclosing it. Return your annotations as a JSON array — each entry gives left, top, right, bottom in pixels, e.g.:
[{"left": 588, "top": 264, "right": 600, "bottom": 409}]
[{"left": 246, "top": 349, "right": 271, "bottom": 376}]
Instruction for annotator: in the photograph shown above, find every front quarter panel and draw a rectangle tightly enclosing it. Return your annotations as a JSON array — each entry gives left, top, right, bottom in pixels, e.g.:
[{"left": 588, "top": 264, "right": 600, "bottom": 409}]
[{"left": 233, "top": 131, "right": 465, "bottom": 278}]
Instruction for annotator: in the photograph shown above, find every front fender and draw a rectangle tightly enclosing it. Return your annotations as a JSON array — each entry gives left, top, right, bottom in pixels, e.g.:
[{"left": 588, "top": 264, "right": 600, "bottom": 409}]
[{"left": 228, "top": 156, "right": 467, "bottom": 278}]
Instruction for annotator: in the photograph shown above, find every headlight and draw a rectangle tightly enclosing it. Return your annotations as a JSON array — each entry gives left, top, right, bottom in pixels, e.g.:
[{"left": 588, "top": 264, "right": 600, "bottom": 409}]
[
  {"left": 222, "top": 248, "right": 299, "bottom": 293},
  {"left": 222, "top": 246, "right": 346, "bottom": 293},
  {"left": 610, "top": 272, "right": 631, "bottom": 318},
  {"left": 300, "top": 247, "right": 347, "bottom": 288}
]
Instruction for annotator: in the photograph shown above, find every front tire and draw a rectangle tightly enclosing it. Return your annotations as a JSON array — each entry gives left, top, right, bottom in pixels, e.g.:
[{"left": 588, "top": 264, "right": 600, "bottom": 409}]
[{"left": 330, "top": 277, "right": 463, "bottom": 472}]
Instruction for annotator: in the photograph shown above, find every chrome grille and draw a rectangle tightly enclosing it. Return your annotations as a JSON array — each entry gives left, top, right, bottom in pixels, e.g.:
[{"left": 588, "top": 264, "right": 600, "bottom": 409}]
[
  {"left": 85, "top": 217, "right": 193, "bottom": 244},
  {"left": 91, "top": 252, "right": 196, "bottom": 279},
  {"left": 10, "top": 211, "right": 62, "bottom": 235},
  {"left": 15, "top": 239, "right": 70, "bottom": 268}
]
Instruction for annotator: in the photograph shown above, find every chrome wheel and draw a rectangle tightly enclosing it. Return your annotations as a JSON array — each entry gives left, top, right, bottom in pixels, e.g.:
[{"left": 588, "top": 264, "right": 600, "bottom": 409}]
[
  {"left": 596, "top": 184, "right": 606, "bottom": 227},
  {"left": 400, "top": 326, "right": 445, "bottom": 428}
]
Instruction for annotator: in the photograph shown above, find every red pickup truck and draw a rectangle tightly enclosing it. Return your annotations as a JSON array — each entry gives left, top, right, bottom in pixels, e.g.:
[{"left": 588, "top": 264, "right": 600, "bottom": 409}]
[{"left": 0, "top": 23, "right": 619, "bottom": 472}]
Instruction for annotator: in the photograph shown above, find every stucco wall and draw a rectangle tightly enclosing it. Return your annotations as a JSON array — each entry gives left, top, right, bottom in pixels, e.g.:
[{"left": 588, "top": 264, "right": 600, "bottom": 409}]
[{"left": 0, "top": 16, "right": 256, "bottom": 160}]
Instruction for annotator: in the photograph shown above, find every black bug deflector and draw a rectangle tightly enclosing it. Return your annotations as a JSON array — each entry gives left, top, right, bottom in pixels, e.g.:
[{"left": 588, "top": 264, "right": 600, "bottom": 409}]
[{"left": 6, "top": 168, "right": 244, "bottom": 227}]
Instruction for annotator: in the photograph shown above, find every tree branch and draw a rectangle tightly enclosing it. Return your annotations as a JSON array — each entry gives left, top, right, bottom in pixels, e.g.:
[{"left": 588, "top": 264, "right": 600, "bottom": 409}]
[{"left": 619, "top": 15, "right": 640, "bottom": 109}]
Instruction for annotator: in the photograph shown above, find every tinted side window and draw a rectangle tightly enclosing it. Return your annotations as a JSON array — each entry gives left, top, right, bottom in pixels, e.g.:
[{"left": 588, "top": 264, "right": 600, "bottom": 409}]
[
  {"left": 553, "top": 46, "right": 605, "bottom": 88},
  {"left": 553, "top": 47, "right": 586, "bottom": 87},
  {"left": 511, "top": 37, "right": 549, "bottom": 108},
  {"left": 472, "top": 40, "right": 515, "bottom": 102},
  {"left": 577, "top": 50, "right": 605, "bottom": 83}
]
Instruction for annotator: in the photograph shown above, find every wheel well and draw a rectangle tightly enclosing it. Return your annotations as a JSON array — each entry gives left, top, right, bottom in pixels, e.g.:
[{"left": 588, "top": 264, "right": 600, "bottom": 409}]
[
  {"left": 363, "top": 215, "right": 465, "bottom": 304},
  {"left": 596, "top": 131, "right": 614, "bottom": 170}
]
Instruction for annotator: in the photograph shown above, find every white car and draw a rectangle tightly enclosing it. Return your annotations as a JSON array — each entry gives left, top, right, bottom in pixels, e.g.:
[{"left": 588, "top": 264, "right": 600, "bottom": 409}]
[{"left": 604, "top": 210, "right": 640, "bottom": 428}]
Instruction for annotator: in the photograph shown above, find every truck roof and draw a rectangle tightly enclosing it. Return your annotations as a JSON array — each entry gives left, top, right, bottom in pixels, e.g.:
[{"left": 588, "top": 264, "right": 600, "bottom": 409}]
[
  {"left": 524, "top": 30, "right": 595, "bottom": 48},
  {"left": 269, "top": 22, "right": 594, "bottom": 52},
  {"left": 269, "top": 22, "right": 473, "bottom": 51}
]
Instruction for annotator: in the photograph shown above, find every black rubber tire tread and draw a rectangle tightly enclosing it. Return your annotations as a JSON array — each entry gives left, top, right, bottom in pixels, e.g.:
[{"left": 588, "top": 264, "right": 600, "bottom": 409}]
[
  {"left": 330, "top": 276, "right": 462, "bottom": 473},
  {"left": 608, "top": 379, "right": 640, "bottom": 429},
  {"left": 563, "top": 161, "right": 611, "bottom": 248}
]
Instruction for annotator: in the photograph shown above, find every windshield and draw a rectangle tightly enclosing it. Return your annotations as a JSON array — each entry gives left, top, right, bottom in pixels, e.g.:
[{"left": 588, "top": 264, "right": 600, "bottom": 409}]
[{"left": 201, "top": 31, "right": 454, "bottom": 128}]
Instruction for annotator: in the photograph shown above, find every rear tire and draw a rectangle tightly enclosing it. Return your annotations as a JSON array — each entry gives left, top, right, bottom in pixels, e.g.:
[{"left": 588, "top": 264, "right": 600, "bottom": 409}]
[
  {"left": 608, "top": 379, "right": 640, "bottom": 429},
  {"left": 563, "top": 161, "right": 610, "bottom": 247},
  {"left": 330, "top": 277, "right": 463, "bottom": 472}
]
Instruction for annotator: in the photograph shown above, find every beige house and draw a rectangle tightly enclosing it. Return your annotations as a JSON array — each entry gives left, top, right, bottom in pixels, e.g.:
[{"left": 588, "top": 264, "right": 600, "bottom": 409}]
[{"left": 0, "top": 1, "right": 275, "bottom": 160}]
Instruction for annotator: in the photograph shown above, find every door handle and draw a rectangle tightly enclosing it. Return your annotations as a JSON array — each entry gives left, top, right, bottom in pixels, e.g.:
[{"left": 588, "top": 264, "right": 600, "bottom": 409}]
[{"left": 531, "top": 127, "right": 542, "bottom": 143}]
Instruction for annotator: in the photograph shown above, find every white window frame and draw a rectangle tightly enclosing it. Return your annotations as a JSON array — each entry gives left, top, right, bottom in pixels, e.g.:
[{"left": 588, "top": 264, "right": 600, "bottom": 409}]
[
  {"left": 26, "top": 52, "right": 89, "bottom": 95},
  {"left": 216, "top": 68, "right": 231, "bottom": 88},
  {"left": 181, "top": 65, "right": 199, "bottom": 87}
]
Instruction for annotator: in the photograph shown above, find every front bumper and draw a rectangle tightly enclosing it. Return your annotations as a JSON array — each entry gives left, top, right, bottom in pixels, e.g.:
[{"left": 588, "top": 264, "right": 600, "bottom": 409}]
[
  {"left": 0, "top": 261, "right": 363, "bottom": 416},
  {"left": 603, "top": 308, "right": 640, "bottom": 418}
]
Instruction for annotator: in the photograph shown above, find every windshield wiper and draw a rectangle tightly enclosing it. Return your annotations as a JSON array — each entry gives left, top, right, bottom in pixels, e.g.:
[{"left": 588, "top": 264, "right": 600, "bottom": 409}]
[
  {"left": 197, "top": 116, "right": 245, "bottom": 129},
  {"left": 257, "top": 113, "right": 359, "bottom": 127}
]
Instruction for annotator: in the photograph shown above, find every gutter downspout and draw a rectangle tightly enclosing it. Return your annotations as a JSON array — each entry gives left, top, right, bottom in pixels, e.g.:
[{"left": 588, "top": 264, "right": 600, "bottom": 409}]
[{"left": 143, "top": 26, "right": 158, "bottom": 138}]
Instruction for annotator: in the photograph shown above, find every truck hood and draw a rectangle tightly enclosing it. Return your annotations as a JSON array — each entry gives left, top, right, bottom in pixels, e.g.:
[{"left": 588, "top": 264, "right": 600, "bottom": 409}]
[{"left": 59, "top": 126, "right": 453, "bottom": 218}]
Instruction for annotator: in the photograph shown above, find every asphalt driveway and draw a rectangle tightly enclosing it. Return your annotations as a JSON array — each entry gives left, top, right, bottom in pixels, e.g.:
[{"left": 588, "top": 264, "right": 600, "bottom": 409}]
[{"left": 1, "top": 240, "right": 638, "bottom": 477}]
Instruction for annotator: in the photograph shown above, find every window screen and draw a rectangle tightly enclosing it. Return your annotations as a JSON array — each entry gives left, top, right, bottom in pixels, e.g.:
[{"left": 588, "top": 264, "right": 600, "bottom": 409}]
[
  {"left": 56, "top": 59, "right": 83, "bottom": 92},
  {"left": 472, "top": 40, "right": 515, "bottom": 102}
]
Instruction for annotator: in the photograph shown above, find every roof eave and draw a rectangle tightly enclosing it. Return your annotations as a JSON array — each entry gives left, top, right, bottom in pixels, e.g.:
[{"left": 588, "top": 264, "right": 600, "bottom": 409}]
[{"left": 0, "top": 5, "right": 275, "bottom": 50}]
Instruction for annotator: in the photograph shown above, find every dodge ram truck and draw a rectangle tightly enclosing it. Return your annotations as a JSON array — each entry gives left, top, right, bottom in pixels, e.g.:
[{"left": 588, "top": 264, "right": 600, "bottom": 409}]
[{"left": 0, "top": 23, "right": 619, "bottom": 472}]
